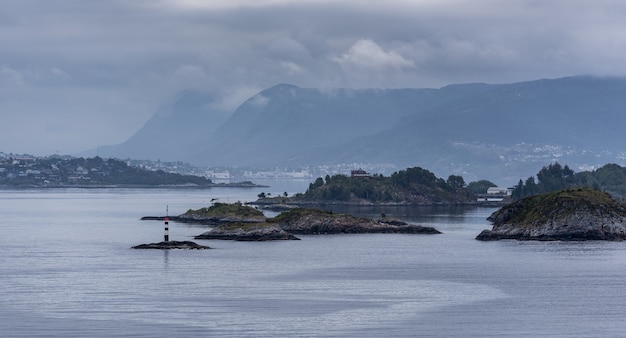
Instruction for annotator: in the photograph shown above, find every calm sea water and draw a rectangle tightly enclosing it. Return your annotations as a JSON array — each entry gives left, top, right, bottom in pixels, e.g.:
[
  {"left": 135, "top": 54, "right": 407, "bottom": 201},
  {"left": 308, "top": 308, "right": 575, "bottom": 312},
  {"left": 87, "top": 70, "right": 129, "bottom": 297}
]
[{"left": 2, "top": 183, "right": 626, "bottom": 337}]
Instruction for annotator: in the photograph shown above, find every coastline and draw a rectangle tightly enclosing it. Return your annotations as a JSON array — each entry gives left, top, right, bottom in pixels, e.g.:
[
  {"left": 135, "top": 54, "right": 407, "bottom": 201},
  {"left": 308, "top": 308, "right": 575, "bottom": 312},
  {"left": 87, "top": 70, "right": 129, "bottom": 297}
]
[{"left": 0, "top": 182, "right": 269, "bottom": 189}]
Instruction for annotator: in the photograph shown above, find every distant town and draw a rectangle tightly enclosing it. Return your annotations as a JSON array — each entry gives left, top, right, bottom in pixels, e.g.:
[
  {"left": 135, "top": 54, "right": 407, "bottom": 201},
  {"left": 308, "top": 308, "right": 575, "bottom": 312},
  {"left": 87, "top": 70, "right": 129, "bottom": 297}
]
[{"left": 0, "top": 152, "right": 401, "bottom": 187}]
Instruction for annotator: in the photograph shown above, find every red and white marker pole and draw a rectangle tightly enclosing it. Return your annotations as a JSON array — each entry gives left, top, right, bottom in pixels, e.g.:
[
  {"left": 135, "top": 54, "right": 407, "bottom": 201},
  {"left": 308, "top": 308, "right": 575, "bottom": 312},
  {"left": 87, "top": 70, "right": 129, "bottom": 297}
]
[{"left": 164, "top": 205, "right": 169, "bottom": 242}]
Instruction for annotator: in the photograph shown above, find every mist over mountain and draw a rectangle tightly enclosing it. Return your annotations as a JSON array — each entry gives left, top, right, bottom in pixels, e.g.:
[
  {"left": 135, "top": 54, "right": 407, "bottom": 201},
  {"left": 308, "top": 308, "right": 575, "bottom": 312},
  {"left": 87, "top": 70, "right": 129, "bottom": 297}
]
[
  {"left": 90, "top": 90, "right": 230, "bottom": 160},
  {"left": 96, "top": 76, "right": 626, "bottom": 184}
]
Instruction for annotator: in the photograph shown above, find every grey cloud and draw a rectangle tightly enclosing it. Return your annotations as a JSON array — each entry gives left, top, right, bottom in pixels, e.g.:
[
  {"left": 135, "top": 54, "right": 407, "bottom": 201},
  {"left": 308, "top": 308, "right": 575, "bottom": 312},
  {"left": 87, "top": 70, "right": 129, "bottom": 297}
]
[
  {"left": 333, "top": 39, "right": 415, "bottom": 71},
  {"left": 268, "top": 37, "right": 312, "bottom": 63},
  {"left": 2, "top": 0, "right": 626, "bottom": 155}
]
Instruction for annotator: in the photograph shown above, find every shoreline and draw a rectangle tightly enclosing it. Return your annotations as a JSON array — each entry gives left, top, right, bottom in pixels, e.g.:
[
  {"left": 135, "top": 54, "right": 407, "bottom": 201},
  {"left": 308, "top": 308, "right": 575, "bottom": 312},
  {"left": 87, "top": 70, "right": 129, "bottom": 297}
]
[
  {"left": 0, "top": 183, "right": 269, "bottom": 190},
  {"left": 249, "top": 200, "right": 503, "bottom": 209}
]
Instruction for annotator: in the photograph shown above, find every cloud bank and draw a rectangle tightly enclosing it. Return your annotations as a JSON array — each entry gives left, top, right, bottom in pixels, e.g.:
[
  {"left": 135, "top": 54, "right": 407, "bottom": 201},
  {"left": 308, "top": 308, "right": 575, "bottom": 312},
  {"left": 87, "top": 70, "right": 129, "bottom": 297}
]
[{"left": 1, "top": 0, "right": 625, "bottom": 154}]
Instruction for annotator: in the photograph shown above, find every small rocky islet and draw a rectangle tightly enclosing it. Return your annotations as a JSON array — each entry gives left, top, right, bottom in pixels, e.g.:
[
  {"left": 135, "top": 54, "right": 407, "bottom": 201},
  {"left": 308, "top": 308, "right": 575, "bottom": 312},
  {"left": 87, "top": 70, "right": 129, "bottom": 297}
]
[
  {"left": 266, "top": 207, "right": 441, "bottom": 235},
  {"left": 194, "top": 207, "right": 441, "bottom": 241},
  {"left": 131, "top": 240, "right": 211, "bottom": 250},
  {"left": 195, "top": 223, "right": 299, "bottom": 241},
  {"left": 476, "top": 187, "right": 626, "bottom": 241},
  {"left": 141, "top": 202, "right": 266, "bottom": 225}
]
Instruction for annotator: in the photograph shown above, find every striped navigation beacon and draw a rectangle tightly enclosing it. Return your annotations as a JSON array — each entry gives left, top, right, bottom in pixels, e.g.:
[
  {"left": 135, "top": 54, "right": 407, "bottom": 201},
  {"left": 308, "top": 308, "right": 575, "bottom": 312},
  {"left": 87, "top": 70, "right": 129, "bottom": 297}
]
[{"left": 164, "top": 205, "right": 169, "bottom": 242}]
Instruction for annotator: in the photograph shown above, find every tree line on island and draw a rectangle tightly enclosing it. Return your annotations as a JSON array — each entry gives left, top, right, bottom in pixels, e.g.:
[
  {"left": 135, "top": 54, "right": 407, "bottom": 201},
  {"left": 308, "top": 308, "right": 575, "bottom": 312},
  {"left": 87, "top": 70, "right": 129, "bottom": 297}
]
[
  {"left": 256, "top": 163, "right": 626, "bottom": 206},
  {"left": 510, "top": 162, "right": 626, "bottom": 200},
  {"left": 296, "top": 167, "right": 474, "bottom": 205}
]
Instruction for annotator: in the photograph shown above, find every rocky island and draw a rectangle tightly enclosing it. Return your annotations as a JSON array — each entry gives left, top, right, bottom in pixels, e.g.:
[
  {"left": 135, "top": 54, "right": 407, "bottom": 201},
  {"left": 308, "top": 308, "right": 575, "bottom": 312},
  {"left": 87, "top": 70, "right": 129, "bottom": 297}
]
[
  {"left": 268, "top": 208, "right": 441, "bottom": 235},
  {"left": 191, "top": 207, "right": 440, "bottom": 241},
  {"left": 142, "top": 202, "right": 266, "bottom": 225},
  {"left": 476, "top": 188, "right": 626, "bottom": 241},
  {"left": 195, "top": 223, "right": 299, "bottom": 241},
  {"left": 251, "top": 166, "right": 476, "bottom": 210},
  {"left": 144, "top": 202, "right": 441, "bottom": 241}
]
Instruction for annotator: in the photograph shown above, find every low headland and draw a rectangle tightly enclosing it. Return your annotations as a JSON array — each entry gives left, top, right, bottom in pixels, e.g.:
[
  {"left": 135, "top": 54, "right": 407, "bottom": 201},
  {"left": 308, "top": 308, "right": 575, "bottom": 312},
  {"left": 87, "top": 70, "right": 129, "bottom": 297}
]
[{"left": 0, "top": 156, "right": 267, "bottom": 189}]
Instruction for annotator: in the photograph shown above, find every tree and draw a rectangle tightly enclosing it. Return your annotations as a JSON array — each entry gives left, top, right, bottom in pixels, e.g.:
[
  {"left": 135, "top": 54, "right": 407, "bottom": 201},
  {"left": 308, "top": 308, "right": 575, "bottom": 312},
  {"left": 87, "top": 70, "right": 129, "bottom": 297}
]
[
  {"left": 307, "top": 177, "right": 325, "bottom": 193},
  {"left": 466, "top": 180, "right": 497, "bottom": 194},
  {"left": 512, "top": 179, "right": 524, "bottom": 200},
  {"left": 523, "top": 176, "right": 538, "bottom": 196},
  {"left": 447, "top": 175, "right": 466, "bottom": 188},
  {"left": 536, "top": 162, "right": 574, "bottom": 191}
]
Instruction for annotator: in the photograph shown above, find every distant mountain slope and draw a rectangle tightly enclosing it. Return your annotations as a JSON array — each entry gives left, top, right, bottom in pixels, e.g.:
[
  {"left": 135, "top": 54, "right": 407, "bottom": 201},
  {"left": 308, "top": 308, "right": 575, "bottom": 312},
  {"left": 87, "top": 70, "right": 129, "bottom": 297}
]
[
  {"left": 191, "top": 82, "right": 494, "bottom": 166},
  {"left": 307, "top": 76, "right": 626, "bottom": 182},
  {"left": 94, "top": 90, "right": 229, "bottom": 160}
]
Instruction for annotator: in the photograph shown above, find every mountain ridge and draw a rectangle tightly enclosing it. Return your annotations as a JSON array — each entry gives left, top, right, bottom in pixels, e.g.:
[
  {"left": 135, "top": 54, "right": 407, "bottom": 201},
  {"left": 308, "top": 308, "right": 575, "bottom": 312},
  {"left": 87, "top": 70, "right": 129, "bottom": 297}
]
[{"left": 91, "top": 75, "right": 626, "bottom": 184}]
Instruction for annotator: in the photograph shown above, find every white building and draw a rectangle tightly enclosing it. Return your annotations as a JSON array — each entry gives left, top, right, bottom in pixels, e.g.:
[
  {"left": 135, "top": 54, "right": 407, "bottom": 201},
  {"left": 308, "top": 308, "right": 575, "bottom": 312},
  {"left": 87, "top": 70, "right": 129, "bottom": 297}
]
[
  {"left": 487, "top": 187, "right": 513, "bottom": 196},
  {"left": 205, "top": 170, "right": 231, "bottom": 182}
]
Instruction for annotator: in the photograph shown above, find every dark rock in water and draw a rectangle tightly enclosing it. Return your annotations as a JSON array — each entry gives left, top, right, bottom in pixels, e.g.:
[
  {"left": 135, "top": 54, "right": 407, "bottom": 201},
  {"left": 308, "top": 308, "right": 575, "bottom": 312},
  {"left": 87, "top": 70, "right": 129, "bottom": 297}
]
[
  {"left": 132, "top": 240, "right": 211, "bottom": 249},
  {"left": 269, "top": 208, "right": 441, "bottom": 235},
  {"left": 476, "top": 188, "right": 626, "bottom": 241},
  {"left": 195, "top": 223, "right": 300, "bottom": 241}
]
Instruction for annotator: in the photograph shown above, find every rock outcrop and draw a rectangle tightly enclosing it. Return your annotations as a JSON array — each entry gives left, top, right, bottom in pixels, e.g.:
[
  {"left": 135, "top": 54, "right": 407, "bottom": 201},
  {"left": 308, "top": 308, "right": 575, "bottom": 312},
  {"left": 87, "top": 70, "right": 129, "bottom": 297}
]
[
  {"left": 195, "top": 223, "right": 300, "bottom": 241},
  {"left": 268, "top": 208, "right": 441, "bottom": 235},
  {"left": 132, "top": 240, "right": 211, "bottom": 249},
  {"left": 144, "top": 203, "right": 441, "bottom": 241},
  {"left": 142, "top": 202, "right": 266, "bottom": 225},
  {"left": 476, "top": 188, "right": 626, "bottom": 241}
]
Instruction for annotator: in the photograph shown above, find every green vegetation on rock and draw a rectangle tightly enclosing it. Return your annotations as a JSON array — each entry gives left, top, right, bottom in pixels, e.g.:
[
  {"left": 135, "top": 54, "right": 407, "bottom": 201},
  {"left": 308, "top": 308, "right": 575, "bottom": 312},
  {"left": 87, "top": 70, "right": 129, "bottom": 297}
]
[
  {"left": 512, "top": 162, "right": 626, "bottom": 200},
  {"left": 478, "top": 187, "right": 626, "bottom": 241},
  {"left": 498, "top": 188, "right": 620, "bottom": 228},
  {"left": 182, "top": 202, "right": 264, "bottom": 218},
  {"left": 217, "top": 221, "right": 272, "bottom": 230}
]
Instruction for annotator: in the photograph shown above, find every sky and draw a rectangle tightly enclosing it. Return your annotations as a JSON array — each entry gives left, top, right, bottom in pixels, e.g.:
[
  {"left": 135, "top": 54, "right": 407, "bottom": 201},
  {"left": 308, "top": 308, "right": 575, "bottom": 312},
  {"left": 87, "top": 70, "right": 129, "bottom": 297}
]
[{"left": 2, "top": 0, "right": 626, "bottom": 156}]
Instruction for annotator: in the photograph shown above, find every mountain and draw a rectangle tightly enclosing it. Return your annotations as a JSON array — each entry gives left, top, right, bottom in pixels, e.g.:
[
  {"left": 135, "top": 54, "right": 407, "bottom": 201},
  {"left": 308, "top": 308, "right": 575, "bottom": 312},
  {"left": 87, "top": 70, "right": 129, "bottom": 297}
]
[
  {"left": 95, "top": 76, "right": 626, "bottom": 184},
  {"left": 190, "top": 82, "right": 494, "bottom": 166},
  {"left": 93, "top": 90, "right": 230, "bottom": 161},
  {"left": 321, "top": 76, "right": 626, "bottom": 182}
]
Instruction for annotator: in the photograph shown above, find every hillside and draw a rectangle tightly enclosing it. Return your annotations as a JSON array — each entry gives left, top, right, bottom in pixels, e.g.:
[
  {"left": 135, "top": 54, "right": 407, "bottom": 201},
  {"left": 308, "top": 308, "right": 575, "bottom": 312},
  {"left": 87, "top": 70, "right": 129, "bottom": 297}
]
[
  {"left": 93, "top": 90, "right": 230, "bottom": 161},
  {"left": 190, "top": 82, "right": 494, "bottom": 167},
  {"left": 323, "top": 76, "right": 626, "bottom": 182}
]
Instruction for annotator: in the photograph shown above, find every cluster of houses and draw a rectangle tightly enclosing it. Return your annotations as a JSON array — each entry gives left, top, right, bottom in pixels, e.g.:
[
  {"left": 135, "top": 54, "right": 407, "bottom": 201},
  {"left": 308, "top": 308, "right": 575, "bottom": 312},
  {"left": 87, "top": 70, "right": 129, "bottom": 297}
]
[{"left": 0, "top": 155, "right": 106, "bottom": 185}]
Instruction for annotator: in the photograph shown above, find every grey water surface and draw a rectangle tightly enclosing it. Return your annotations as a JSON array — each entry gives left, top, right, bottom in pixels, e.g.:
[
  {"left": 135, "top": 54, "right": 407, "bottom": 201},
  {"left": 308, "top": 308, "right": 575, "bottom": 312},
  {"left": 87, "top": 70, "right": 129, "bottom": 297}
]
[{"left": 1, "top": 187, "right": 626, "bottom": 337}]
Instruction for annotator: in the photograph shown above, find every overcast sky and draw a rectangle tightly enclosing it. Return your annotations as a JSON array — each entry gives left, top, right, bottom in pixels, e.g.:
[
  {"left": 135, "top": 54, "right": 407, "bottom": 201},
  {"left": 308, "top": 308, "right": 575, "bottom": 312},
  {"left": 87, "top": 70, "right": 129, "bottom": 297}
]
[{"left": 2, "top": 0, "right": 626, "bottom": 155}]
